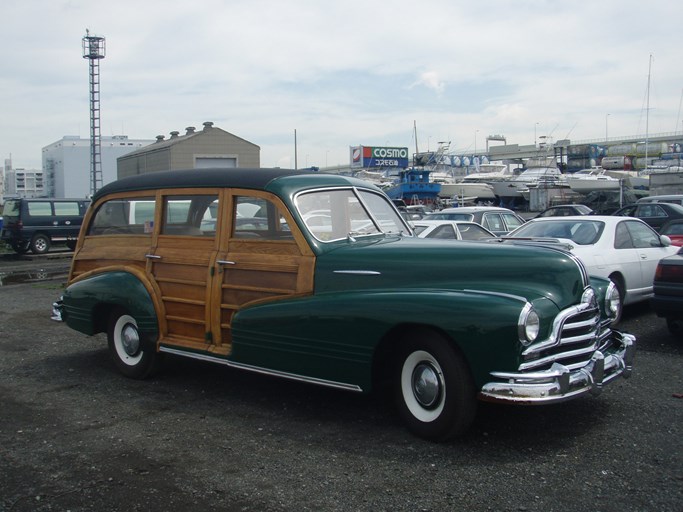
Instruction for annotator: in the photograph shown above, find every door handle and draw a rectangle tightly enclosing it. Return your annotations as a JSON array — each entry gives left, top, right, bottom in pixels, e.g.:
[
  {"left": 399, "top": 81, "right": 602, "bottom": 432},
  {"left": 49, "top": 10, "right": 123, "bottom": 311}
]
[
  {"left": 145, "top": 254, "right": 161, "bottom": 259},
  {"left": 217, "top": 260, "right": 236, "bottom": 265}
]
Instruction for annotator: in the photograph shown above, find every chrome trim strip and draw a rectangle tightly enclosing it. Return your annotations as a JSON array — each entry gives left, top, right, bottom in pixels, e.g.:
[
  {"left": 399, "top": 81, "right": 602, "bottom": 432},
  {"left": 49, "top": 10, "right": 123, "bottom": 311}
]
[
  {"left": 158, "top": 346, "right": 364, "bottom": 392},
  {"left": 462, "top": 289, "right": 528, "bottom": 303},
  {"left": 333, "top": 270, "right": 381, "bottom": 275}
]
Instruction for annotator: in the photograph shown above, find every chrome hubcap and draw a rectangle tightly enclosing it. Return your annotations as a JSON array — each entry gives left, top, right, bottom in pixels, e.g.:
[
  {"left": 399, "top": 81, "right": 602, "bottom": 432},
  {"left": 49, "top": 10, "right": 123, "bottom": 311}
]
[
  {"left": 121, "top": 324, "right": 140, "bottom": 356},
  {"left": 412, "top": 363, "right": 441, "bottom": 409}
]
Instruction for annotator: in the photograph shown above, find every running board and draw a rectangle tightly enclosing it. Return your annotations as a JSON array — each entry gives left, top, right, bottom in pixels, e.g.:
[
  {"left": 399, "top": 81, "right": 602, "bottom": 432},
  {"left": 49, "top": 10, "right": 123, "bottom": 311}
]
[{"left": 159, "top": 346, "right": 363, "bottom": 393}]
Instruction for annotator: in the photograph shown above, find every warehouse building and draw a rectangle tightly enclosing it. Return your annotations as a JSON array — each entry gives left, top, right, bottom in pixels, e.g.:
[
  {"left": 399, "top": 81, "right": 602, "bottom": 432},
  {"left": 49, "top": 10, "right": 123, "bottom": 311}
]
[{"left": 117, "top": 121, "right": 260, "bottom": 178}]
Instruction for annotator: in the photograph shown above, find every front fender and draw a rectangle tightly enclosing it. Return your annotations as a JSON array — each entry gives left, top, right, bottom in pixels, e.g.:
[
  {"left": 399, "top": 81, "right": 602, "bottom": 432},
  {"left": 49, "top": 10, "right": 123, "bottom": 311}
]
[
  {"left": 231, "top": 289, "right": 546, "bottom": 391},
  {"left": 62, "top": 270, "right": 159, "bottom": 338}
]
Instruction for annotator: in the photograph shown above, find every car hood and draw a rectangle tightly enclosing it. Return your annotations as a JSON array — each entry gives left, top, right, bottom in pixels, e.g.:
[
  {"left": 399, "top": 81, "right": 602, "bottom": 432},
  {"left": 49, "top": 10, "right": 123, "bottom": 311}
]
[{"left": 314, "top": 235, "right": 587, "bottom": 309}]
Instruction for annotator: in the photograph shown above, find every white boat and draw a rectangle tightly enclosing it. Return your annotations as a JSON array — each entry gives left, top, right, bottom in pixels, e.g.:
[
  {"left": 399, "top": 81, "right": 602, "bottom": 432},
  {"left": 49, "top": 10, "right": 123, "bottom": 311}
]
[
  {"left": 493, "top": 166, "right": 565, "bottom": 199},
  {"left": 604, "top": 170, "right": 648, "bottom": 190},
  {"left": 567, "top": 168, "right": 621, "bottom": 194},
  {"left": 432, "top": 168, "right": 497, "bottom": 200},
  {"left": 443, "top": 163, "right": 520, "bottom": 200},
  {"left": 439, "top": 181, "right": 497, "bottom": 200}
]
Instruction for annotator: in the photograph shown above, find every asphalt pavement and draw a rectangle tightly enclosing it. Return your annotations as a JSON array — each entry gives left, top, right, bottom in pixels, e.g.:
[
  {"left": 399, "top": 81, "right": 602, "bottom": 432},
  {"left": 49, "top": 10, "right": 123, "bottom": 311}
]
[{"left": 0, "top": 255, "right": 681, "bottom": 512}]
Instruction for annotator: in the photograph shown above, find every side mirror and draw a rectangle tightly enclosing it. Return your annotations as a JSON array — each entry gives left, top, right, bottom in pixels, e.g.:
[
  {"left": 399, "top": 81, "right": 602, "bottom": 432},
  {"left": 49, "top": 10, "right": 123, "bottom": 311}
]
[{"left": 660, "top": 235, "right": 672, "bottom": 247}]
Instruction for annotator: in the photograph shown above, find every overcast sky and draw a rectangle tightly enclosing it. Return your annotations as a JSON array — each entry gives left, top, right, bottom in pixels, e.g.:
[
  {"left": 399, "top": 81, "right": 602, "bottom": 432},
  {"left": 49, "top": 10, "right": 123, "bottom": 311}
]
[{"left": 2, "top": 0, "right": 682, "bottom": 171}]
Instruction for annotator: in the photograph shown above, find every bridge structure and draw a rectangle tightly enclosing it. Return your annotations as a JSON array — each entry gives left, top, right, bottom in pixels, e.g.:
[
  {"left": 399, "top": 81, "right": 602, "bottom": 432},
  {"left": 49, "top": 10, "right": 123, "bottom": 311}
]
[{"left": 482, "top": 131, "right": 683, "bottom": 165}]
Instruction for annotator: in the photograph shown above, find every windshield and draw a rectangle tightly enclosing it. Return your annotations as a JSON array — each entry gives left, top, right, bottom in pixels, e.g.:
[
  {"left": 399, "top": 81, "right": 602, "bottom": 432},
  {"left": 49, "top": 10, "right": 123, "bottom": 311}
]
[
  {"left": 295, "top": 188, "right": 410, "bottom": 242},
  {"left": 509, "top": 220, "right": 605, "bottom": 245}
]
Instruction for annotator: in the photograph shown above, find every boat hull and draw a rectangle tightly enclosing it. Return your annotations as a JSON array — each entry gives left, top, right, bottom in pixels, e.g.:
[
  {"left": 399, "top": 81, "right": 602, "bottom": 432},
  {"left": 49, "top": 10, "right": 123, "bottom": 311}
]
[{"left": 439, "top": 182, "right": 496, "bottom": 200}]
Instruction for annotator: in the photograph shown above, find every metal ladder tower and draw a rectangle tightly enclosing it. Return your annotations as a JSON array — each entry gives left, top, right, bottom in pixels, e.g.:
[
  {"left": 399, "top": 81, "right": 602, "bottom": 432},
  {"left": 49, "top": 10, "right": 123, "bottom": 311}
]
[{"left": 82, "top": 30, "right": 105, "bottom": 197}]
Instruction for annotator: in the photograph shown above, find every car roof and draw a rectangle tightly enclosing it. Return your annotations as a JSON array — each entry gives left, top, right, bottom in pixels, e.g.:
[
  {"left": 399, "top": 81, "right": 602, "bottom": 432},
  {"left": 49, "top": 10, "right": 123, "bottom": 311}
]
[
  {"left": 92, "top": 168, "right": 372, "bottom": 201},
  {"left": 632, "top": 202, "right": 683, "bottom": 212},
  {"left": 542, "top": 204, "right": 591, "bottom": 210},
  {"left": 413, "top": 220, "right": 480, "bottom": 226},
  {"left": 437, "top": 206, "right": 515, "bottom": 213},
  {"left": 637, "top": 194, "right": 683, "bottom": 203},
  {"left": 524, "top": 215, "right": 640, "bottom": 225}
]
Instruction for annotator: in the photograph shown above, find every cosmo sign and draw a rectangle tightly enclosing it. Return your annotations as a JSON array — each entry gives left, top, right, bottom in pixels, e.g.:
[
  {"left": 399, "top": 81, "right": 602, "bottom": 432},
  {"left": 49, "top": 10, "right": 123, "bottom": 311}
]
[{"left": 350, "top": 146, "right": 409, "bottom": 168}]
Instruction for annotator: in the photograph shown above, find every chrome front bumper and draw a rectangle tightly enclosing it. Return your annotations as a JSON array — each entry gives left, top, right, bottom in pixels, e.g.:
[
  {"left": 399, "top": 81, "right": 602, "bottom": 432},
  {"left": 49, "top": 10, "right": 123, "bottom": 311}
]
[{"left": 479, "top": 331, "right": 635, "bottom": 404}]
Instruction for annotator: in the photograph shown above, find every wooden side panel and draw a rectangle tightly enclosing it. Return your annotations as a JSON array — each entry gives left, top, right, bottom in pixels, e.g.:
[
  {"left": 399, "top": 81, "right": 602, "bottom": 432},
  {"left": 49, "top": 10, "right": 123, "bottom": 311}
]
[
  {"left": 151, "top": 235, "right": 216, "bottom": 347},
  {"left": 70, "top": 235, "right": 151, "bottom": 279}
]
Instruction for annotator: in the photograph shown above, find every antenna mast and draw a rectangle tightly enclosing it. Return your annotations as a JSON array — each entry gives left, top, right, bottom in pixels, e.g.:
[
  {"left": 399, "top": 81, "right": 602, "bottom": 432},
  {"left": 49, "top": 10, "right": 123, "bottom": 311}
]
[{"left": 82, "top": 30, "right": 106, "bottom": 196}]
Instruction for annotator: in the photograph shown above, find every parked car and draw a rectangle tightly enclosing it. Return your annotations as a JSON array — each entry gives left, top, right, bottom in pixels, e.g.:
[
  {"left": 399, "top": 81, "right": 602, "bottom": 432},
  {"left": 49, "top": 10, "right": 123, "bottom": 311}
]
[
  {"left": 413, "top": 220, "right": 497, "bottom": 240},
  {"left": 55, "top": 168, "right": 634, "bottom": 441},
  {"left": 426, "top": 206, "right": 525, "bottom": 236},
  {"left": 659, "top": 218, "right": 683, "bottom": 246},
  {"left": 1, "top": 198, "right": 90, "bottom": 254},
  {"left": 612, "top": 201, "right": 683, "bottom": 232},
  {"left": 651, "top": 247, "right": 683, "bottom": 337},
  {"left": 502, "top": 216, "right": 678, "bottom": 321},
  {"left": 534, "top": 204, "right": 594, "bottom": 218}
]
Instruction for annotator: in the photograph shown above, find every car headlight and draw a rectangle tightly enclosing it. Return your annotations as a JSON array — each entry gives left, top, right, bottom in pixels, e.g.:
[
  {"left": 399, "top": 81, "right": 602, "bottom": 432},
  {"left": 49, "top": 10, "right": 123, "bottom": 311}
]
[
  {"left": 518, "top": 303, "right": 540, "bottom": 346},
  {"left": 605, "top": 281, "right": 621, "bottom": 319}
]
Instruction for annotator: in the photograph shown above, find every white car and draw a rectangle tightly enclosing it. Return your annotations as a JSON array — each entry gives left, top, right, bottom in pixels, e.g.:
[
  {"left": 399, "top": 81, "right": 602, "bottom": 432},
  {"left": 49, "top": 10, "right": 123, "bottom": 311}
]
[
  {"left": 413, "top": 220, "right": 497, "bottom": 241},
  {"left": 503, "top": 215, "right": 678, "bottom": 311}
]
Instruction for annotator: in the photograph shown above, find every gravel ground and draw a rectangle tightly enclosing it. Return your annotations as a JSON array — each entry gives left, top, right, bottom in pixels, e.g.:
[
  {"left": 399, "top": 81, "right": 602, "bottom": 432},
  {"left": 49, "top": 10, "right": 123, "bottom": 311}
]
[{"left": 0, "top": 254, "right": 681, "bottom": 512}]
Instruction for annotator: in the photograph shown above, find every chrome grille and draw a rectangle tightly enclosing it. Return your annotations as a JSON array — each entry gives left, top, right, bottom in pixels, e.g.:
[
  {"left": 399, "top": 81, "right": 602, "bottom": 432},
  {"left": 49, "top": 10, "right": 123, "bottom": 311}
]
[{"left": 520, "top": 303, "right": 608, "bottom": 372}]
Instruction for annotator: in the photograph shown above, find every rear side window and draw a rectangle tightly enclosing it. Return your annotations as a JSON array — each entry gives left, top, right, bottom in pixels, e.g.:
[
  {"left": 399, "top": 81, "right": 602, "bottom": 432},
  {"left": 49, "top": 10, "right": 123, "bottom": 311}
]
[
  {"left": 2, "top": 200, "right": 20, "bottom": 217},
  {"left": 161, "top": 195, "right": 218, "bottom": 237},
  {"left": 27, "top": 202, "right": 52, "bottom": 216},
  {"left": 54, "top": 202, "right": 80, "bottom": 216},
  {"left": 89, "top": 197, "right": 156, "bottom": 235}
]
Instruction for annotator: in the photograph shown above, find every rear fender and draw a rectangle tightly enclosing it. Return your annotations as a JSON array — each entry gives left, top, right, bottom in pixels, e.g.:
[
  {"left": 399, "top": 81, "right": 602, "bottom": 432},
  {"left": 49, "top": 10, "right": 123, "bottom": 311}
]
[{"left": 63, "top": 269, "right": 159, "bottom": 340}]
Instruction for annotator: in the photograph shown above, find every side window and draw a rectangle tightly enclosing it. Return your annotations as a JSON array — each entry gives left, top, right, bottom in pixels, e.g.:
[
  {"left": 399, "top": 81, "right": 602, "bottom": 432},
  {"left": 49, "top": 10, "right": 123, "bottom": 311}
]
[
  {"left": 27, "top": 202, "right": 52, "bottom": 216},
  {"left": 89, "top": 196, "right": 156, "bottom": 235},
  {"left": 502, "top": 213, "right": 524, "bottom": 231},
  {"left": 233, "top": 196, "right": 291, "bottom": 240},
  {"left": 460, "top": 224, "right": 492, "bottom": 240},
  {"left": 484, "top": 214, "right": 503, "bottom": 232},
  {"left": 428, "top": 225, "right": 457, "bottom": 239},
  {"left": 626, "top": 221, "right": 660, "bottom": 248},
  {"left": 638, "top": 205, "right": 654, "bottom": 217},
  {"left": 616, "top": 206, "right": 636, "bottom": 217},
  {"left": 54, "top": 202, "right": 80, "bottom": 216},
  {"left": 161, "top": 195, "right": 219, "bottom": 237},
  {"left": 650, "top": 205, "right": 667, "bottom": 218},
  {"left": 614, "top": 222, "right": 634, "bottom": 249}
]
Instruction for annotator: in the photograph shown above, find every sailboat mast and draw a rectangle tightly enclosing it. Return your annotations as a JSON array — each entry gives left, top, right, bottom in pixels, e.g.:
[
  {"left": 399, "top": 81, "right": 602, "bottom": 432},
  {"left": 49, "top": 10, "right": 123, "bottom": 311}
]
[{"left": 413, "top": 120, "right": 419, "bottom": 164}]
